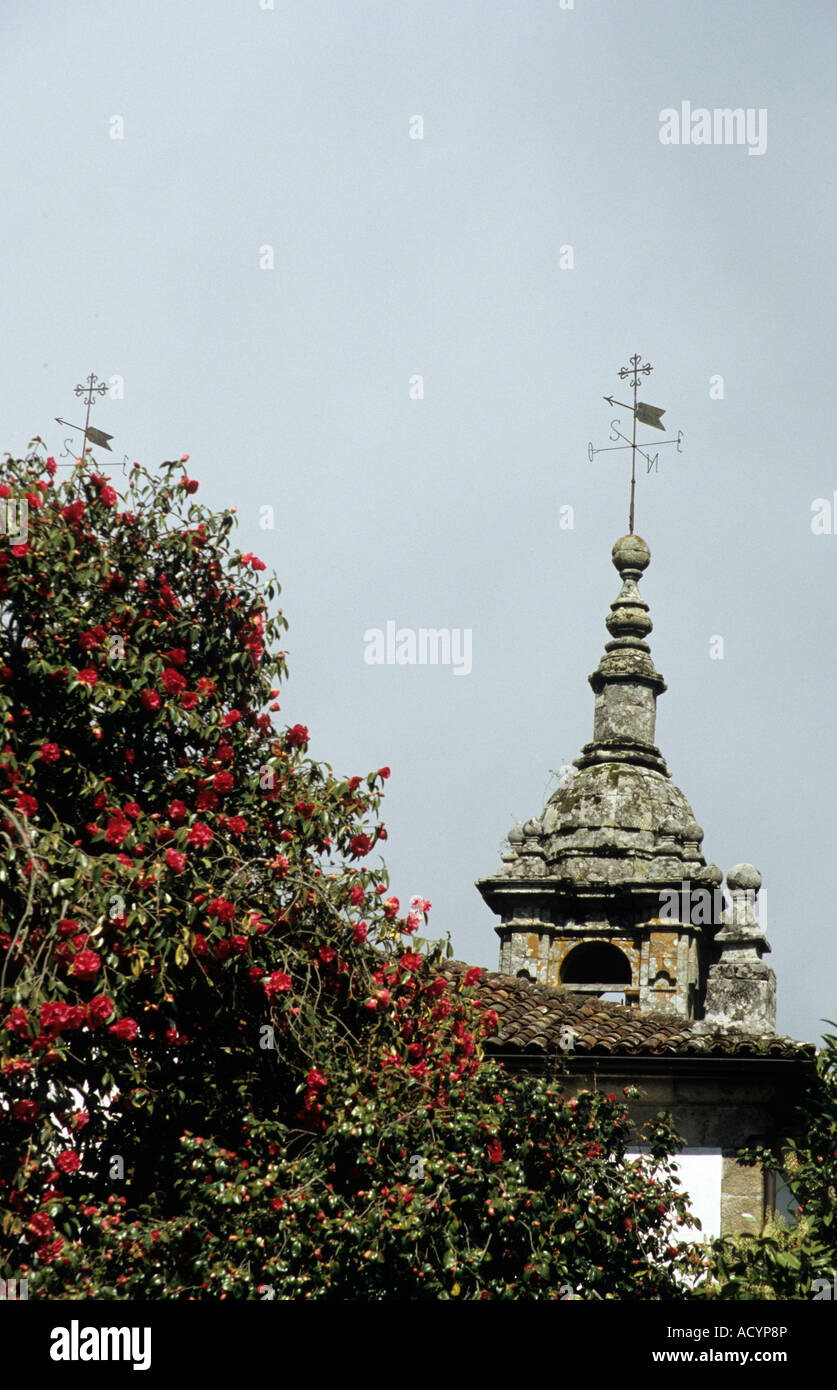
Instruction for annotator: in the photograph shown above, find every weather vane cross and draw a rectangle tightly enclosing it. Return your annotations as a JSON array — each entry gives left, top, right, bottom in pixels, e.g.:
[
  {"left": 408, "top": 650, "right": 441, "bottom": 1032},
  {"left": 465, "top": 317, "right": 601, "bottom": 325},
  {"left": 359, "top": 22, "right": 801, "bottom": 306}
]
[{"left": 587, "top": 353, "right": 684, "bottom": 533}]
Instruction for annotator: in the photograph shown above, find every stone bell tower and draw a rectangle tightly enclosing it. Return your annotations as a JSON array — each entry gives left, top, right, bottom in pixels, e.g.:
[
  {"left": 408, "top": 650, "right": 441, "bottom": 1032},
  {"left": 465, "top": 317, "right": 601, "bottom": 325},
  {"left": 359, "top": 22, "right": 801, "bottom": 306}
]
[{"left": 476, "top": 533, "right": 776, "bottom": 1031}]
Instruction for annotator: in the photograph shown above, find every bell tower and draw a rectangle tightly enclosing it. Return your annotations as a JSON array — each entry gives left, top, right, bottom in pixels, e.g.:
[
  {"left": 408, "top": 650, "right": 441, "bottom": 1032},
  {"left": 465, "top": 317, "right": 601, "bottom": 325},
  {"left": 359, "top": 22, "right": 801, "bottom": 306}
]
[{"left": 476, "top": 534, "right": 776, "bottom": 1030}]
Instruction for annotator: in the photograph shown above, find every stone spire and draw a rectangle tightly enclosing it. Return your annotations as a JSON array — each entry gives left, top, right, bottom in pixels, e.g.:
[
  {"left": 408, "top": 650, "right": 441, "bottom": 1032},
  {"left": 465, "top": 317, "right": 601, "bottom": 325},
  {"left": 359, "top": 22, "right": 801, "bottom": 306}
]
[
  {"left": 476, "top": 533, "right": 777, "bottom": 1030},
  {"left": 580, "top": 534, "right": 667, "bottom": 775}
]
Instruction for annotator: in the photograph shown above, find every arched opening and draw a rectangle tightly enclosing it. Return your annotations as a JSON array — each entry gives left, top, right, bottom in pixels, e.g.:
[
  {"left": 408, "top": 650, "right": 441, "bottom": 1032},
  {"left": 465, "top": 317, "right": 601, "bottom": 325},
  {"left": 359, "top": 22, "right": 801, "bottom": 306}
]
[{"left": 560, "top": 942, "right": 632, "bottom": 1001}]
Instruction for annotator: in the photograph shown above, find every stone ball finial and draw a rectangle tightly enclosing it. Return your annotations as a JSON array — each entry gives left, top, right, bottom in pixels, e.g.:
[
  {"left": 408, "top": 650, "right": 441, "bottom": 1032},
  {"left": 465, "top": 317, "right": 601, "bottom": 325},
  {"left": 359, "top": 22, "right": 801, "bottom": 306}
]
[
  {"left": 727, "top": 863, "right": 762, "bottom": 892},
  {"left": 612, "top": 534, "right": 651, "bottom": 576}
]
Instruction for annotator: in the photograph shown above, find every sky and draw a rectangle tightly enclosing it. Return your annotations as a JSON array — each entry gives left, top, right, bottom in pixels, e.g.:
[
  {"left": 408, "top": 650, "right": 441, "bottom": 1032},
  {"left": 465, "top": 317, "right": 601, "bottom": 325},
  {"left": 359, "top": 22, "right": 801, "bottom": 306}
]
[{"left": 1, "top": 0, "right": 835, "bottom": 1045}]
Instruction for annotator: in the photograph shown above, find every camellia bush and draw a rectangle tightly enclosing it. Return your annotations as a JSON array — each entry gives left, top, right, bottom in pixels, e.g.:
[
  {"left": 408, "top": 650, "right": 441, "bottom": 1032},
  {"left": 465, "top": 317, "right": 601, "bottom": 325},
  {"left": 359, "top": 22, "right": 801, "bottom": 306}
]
[{"left": 0, "top": 444, "right": 700, "bottom": 1299}]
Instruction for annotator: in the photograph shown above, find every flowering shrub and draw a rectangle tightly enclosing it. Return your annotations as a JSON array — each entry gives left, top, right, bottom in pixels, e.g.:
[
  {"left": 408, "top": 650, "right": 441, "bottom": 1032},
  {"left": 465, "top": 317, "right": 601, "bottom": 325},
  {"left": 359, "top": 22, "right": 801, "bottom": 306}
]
[{"left": 0, "top": 446, "right": 697, "bottom": 1298}]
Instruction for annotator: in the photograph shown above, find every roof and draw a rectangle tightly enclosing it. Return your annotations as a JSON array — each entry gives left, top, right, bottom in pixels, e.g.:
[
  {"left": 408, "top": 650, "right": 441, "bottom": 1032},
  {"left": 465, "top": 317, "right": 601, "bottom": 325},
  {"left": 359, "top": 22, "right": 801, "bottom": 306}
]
[{"left": 443, "top": 961, "right": 815, "bottom": 1061}]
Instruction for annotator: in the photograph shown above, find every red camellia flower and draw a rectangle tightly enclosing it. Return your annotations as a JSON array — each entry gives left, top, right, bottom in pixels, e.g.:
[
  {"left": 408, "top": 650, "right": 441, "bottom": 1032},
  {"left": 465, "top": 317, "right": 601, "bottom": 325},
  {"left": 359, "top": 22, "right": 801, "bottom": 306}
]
[
  {"left": 180, "top": 476, "right": 199, "bottom": 494},
  {"left": 165, "top": 849, "right": 186, "bottom": 873},
  {"left": 221, "top": 710, "right": 241, "bottom": 727},
  {"left": 207, "top": 897, "right": 235, "bottom": 923},
  {"left": 162, "top": 667, "right": 187, "bottom": 695},
  {"left": 39, "top": 741, "right": 60, "bottom": 763},
  {"left": 240, "top": 552, "right": 266, "bottom": 570},
  {"left": 286, "top": 724, "right": 309, "bottom": 748},
  {"left": 87, "top": 996, "right": 114, "bottom": 1027},
  {"left": 15, "top": 791, "right": 37, "bottom": 816},
  {"left": 353, "top": 921, "right": 368, "bottom": 944},
  {"left": 5, "top": 1005, "right": 29, "bottom": 1036},
  {"left": 61, "top": 500, "right": 85, "bottom": 524},
  {"left": 105, "top": 813, "right": 131, "bottom": 846},
  {"left": 196, "top": 787, "right": 218, "bottom": 811},
  {"left": 227, "top": 815, "right": 247, "bottom": 837},
  {"left": 181, "top": 691, "right": 198, "bottom": 709},
  {"left": 230, "top": 935, "right": 248, "bottom": 954},
  {"left": 350, "top": 884, "right": 365, "bottom": 906},
  {"left": 57, "top": 1150, "right": 81, "bottom": 1174},
  {"left": 487, "top": 1139, "right": 503, "bottom": 1165},
  {"left": 169, "top": 799, "right": 188, "bottom": 824},
  {"left": 13, "top": 1099, "right": 38, "bottom": 1124},
  {"left": 463, "top": 967, "right": 483, "bottom": 988},
  {"left": 378, "top": 766, "right": 391, "bottom": 779},
  {"left": 108, "top": 1018, "right": 138, "bottom": 1042},
  {"left": 140, "top": 688, "right": 161, "bottom": 711},
  {"left": 71, "top": 949, "right": 101, "bottom": 981},
  {"left": 100, "top": 485, "right": 118, "bottom": 507},
  {"left": 28, "top": 1212, "right": 54, "bottom": 1240},
  {"left": 263, "top": 970, "right": 292, "bottom": 997},
  {"left": 79, "top": 626, "right": 106, "bottom": 651},
  {"left": 122, "top": 802, "right": 141, "bottom": 819},
  {"left": 161, "top": 648, "right": 186, "bottom": 667},
  {"left": 76, "top": 667, "right": 98, "bottom": 687},
  {"left": 213, "top": 771, "right": 234, "bottom": 794},
  {"left": 39, "top": 1237, "right": 65, "bottom": 1264},
  {"left": 186, "top": 822, "right": 213, "bottom": 848},
  {"left": 306, "top": 1068, "right": 327, "bottom": 1090},
  {"left": 11, "top": 543, "right": 29, "bottom": 558},
  {"left": 40, "top": 1001, "right": 85, "bottom": 1034},
  {"left": 349, "top": 834, "right": 372, "bottom": 859},
  {"left": 399, "top": 952, "right": 423, "bottom": 973}
]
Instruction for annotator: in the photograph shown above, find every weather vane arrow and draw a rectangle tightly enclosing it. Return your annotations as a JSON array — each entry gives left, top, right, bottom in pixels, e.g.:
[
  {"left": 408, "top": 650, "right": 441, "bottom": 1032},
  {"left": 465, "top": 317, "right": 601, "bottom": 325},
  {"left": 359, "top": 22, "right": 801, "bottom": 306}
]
[
  {"left": 54, "top": 418, "right": 113, "bottom": 451},
  {"left": 602, "top": 396, "right": 666, "bottom": 431},
  {"left": 588, "top": 354, "right": 684, "bottom": 533}
]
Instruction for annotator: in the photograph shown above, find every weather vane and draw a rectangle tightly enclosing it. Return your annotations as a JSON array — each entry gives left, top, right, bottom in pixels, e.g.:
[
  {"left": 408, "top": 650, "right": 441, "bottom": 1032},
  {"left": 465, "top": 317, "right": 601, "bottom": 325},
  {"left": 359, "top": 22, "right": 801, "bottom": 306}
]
[
  {"left": 587, "top": 354, "right": 684, "bottom": 533},
  {"left": 55, "top": 373, "right": 115, "bottom": 459}
]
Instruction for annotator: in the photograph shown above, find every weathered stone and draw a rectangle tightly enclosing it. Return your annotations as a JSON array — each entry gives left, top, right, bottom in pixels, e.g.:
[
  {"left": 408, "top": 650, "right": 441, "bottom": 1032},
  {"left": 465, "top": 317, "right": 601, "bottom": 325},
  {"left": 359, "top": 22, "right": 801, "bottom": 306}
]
[{"left": 476, "top": 537, "right": 777, "bottom": 1032}]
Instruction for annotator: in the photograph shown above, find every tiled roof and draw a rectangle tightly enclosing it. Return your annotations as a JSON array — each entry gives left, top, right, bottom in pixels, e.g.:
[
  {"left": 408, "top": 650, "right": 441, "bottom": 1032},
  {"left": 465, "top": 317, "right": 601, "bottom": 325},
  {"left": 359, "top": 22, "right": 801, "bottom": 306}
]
[{"left": 443, "top": 961, "right": 814, "bottom": 1060}]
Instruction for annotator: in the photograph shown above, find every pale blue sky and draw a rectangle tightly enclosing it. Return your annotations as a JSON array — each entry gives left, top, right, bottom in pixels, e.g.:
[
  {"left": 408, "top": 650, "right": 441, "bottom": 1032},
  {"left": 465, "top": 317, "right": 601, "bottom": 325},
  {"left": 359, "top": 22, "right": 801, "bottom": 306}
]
[{"left": 2, "top": 0, "right": 835, "bottom": 1043}]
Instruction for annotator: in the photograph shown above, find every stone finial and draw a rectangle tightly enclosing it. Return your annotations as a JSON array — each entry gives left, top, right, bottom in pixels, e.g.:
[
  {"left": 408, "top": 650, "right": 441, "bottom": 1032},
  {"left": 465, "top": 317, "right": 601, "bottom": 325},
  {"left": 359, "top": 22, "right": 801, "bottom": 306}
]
[
  {"left": 584, "top": 535, "right": 667, "bottom": 765},
  {"left": 702, "top": 864, "right": 775, "bottom": 1034},
  {"left": 612, "top": 533, "right": 651, "bottom": 578},
  {"left": 727, "top": 863, "right": 762, "bottom": 892}
]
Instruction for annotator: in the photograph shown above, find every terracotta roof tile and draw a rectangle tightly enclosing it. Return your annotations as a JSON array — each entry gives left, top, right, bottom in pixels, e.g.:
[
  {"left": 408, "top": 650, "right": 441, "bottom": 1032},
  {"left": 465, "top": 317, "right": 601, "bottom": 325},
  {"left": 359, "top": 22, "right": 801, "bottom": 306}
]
[{"left": 442, "top": 960, "right": 813, "bottom": 1060}]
